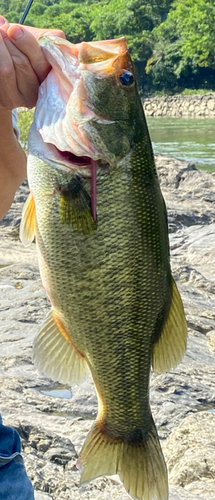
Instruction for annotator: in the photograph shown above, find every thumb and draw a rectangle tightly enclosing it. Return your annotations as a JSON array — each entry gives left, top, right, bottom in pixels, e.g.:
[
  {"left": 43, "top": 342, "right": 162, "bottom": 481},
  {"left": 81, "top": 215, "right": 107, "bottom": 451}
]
[{"left": 9, "top": 24, "right": 66, "bottom": 41}]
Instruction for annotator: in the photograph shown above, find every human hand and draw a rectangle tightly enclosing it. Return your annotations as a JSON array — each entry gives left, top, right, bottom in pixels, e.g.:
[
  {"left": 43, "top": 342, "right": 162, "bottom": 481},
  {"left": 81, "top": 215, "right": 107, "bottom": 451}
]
[{"left": 0, "top": 16, "right": 65, "bottom": 110}]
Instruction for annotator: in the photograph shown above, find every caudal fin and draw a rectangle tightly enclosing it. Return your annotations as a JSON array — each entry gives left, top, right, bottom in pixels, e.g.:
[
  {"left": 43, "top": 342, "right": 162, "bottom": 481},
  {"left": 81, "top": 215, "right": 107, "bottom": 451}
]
[{"left": 78, "top": 420, "right": 168, "bottom": 500}]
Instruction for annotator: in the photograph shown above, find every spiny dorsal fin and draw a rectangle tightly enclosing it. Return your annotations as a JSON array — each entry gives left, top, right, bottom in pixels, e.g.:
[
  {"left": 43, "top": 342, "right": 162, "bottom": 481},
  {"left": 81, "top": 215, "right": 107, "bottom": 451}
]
[
  {"left": 152, "top": 278, "right": 187, "bottom": 373},
  {"left": 78, "top": 418, "right": 168, "bottom": 500},
  {"left": 20, "top": 192, "right": 36, "bottom": 246},
  {"left": 33, "top": 310, "right": 89, "bottom": 384}
]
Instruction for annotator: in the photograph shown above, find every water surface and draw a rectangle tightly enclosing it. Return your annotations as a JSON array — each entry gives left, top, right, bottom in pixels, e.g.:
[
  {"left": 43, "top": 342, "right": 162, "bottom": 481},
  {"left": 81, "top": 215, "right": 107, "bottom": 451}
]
[
  {"left": 147, "top": 117, "right": 215, "bottom": 172},
  {"left": 37, "top": 383, "right": 72, "bottom": 399}
]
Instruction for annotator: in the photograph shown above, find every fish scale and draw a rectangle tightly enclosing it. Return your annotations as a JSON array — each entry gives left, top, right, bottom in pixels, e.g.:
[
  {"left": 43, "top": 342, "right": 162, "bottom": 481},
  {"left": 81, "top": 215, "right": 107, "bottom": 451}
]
[{"left": 21, "top": 36, "right": 187, "bottom": 500}]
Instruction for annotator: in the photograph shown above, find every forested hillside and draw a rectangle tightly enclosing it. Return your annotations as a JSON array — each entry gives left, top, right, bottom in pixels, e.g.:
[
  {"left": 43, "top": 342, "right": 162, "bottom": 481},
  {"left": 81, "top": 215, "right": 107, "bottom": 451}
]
[{"left": 1, "top": 0, "right": 215, "bottom": 94}]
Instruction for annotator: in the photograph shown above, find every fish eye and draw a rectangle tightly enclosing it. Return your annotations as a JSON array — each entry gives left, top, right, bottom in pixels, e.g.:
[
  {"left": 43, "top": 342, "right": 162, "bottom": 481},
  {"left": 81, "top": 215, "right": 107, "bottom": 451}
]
[{"left": 119, "top": 70, "right": 134, "bottom": 87}]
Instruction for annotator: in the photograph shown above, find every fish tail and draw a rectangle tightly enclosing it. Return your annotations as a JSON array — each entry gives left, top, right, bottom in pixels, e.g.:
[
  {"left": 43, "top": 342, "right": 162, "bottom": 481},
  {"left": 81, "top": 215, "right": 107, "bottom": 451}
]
[{"left": 78, "top": 419, "right": 168, "bottom": 500}]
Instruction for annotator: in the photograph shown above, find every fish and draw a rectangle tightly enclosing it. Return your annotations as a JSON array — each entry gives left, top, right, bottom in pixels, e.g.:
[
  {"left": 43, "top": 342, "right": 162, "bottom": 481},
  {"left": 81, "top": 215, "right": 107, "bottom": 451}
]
[{"left": 20, "top": 36, "right": 187, "bottom": 500}]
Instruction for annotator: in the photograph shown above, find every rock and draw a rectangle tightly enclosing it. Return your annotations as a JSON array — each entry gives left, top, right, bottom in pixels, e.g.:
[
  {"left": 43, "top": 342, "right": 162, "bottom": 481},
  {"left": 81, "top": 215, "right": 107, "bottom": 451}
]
[
  {"left": 207, "top": 331, "right": 215, "bottom": 352},
  {"left": 35, "top": 493, "right": 53, "bottom": 500},
  {"left": 144, "top": 93, "right": 215, "bottom": 117},
  {"left": 208, "top": 99, "right": 215, "bottom": 111},
  {"left": 169, "top": 484, "right": 215, "bottom": 500},
  {"left": 1, "top": 154, "right": 215, "bottom": 499},
  {"left": 44, "top": 447, "right": 77, "bottom": 466},
  {"left": 163, "top": 412, "right": 215, "bottom": 493}
]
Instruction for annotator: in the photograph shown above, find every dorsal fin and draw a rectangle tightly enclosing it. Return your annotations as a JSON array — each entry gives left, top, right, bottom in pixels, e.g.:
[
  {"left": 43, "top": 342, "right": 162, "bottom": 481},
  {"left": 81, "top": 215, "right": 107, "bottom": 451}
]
[{"left": 152, "top": 278, "right": 187, "bottom": 373}]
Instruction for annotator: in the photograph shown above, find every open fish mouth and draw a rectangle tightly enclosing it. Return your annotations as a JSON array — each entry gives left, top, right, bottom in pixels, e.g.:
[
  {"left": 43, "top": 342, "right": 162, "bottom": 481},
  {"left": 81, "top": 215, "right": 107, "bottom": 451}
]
[{"left": 56, "top": 149, "right": 91, "bottom": 167}]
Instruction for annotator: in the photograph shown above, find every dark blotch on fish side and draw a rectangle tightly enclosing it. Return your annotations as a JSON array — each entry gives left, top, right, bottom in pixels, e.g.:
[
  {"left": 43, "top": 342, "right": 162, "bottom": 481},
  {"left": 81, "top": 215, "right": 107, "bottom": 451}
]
[
  {"left": 128, "top": 428, "right": 147, "bottom": 443},
  {"left": 62, "top": 175, "right": 84, "bottom": 198}
]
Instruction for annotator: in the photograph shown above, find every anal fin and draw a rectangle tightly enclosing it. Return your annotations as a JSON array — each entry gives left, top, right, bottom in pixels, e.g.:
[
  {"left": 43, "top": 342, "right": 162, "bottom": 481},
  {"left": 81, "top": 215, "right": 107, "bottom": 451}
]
[
  {"left": 20, "top": 192, "right": 36, "bottom": 246},
  {"left": 33, "top": 310, "right": 89, "bottom": 384},
  {"left": 152, "top": 278, "right": 187, "bottom": 373}
]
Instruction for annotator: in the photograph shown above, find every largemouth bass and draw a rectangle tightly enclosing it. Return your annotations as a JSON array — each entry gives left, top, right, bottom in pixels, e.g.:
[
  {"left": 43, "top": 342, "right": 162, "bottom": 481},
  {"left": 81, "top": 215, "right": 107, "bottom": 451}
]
[{"left": 20, "top": 36, "right": 187, "bottom": 500}]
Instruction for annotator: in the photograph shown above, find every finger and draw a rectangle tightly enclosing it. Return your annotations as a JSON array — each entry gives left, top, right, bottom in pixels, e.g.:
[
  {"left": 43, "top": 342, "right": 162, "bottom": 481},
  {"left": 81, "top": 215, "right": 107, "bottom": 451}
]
[
  {"left": 9, "top": 24, "right": 65, "bottom": 40},
  {"left": 9, "top": 24, "right": 66, "bottom": 41},
  {"left": 0, "top": 16, "right": 9, "bottom": 29},
  {"left": 3, "top": 34, "right": 39, "bottom": 108},
  {"left": 7, "top": 25, "right": 51, "bottom": 83},
  {"left": 0, "top": 32, "right": 17, "bottom": 109},
  {"left": 23, "top": 26, "right": 66, "bottom": 41}
]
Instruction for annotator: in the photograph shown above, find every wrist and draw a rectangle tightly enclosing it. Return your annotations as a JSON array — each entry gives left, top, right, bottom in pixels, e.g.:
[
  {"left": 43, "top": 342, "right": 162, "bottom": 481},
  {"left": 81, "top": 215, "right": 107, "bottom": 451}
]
[
  {"left": 0, "top": 107, "right": 25, "bottom": 176},
  {"left": 0, "top": 109, "right": 27, "bottom": 218},
  {"left": 0, "top": 140, "right": 27, "bottom": 219},
  {"left": 0, "top": 108, "right": 15, "bottom": 136}
]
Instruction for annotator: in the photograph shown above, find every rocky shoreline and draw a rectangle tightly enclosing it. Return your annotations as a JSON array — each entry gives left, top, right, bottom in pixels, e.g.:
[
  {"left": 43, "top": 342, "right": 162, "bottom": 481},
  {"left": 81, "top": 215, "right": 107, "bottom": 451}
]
[
  {"left": 0, "top": 155, "right": 215, "bottom": 500},
  {"left": 144, "top": 93, "right": 215, "bottom": 118}
]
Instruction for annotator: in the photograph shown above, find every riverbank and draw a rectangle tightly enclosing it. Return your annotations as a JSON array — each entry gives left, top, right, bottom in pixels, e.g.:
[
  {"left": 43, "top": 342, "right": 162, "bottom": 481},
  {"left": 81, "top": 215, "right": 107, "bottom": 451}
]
[
  {"left": 0, "top": 155, "right": 215, "bottom": 500},
  {"left": 144, "top": 93, "right": 215, "bottom": 117}
]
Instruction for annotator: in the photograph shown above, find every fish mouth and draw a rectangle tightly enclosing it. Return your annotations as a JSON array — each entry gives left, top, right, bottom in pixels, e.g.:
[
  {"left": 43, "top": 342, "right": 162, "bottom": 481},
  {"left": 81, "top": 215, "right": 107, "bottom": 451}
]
[{"left": 56, "top": 148, "right": 92, "bottom": 168}]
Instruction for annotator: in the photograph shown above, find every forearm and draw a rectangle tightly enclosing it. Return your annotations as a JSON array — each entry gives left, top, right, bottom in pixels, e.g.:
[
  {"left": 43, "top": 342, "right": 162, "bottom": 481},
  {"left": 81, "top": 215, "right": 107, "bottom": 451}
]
[{"left": 0, "top": 109, "right": 26, "bottom": 219}]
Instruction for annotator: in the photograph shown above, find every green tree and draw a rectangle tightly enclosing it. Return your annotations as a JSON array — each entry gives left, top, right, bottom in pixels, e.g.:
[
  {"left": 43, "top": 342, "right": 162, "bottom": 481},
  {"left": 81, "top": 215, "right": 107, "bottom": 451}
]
[
  {"left": 148, "top": 0, "right": 215, "bottom": 91},
  {"left": 27, "top": 1, "right": 93, "bottom": 42}
]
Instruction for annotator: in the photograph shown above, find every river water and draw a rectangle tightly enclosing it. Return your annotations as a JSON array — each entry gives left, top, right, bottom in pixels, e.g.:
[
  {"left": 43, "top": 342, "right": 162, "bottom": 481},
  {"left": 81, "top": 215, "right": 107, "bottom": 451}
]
[{"left": 147, "top": 117, "right": 215, "bottom": 172}]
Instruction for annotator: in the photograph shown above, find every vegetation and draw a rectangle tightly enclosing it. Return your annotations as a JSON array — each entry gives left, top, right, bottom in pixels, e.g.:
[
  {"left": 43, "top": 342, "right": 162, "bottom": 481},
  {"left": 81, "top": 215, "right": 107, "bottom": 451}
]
[
  {"left": 147, "top": 0, "right": 215, "bottom": 93},
  {"left": 1, "top": 0, "right": 215, "bottom": 95},
  {"left": 17, "top": 109, "right": 34, "bottom": 151}
]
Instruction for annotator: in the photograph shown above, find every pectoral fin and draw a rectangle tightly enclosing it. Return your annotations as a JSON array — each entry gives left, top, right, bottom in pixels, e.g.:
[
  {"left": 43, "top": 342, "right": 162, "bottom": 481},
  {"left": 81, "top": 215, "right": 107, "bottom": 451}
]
[
  {"left": 152, "top": 278, "right": 187, "bottom": 373},
  {"left": 33, "top": 310, "right": 89, "bottom": 384},
  {"left": 60, "top": 176, "right": 97, "bottom": 234},
  {"left": 19, "top": 192, "right": 36, "bottom": 246}
]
